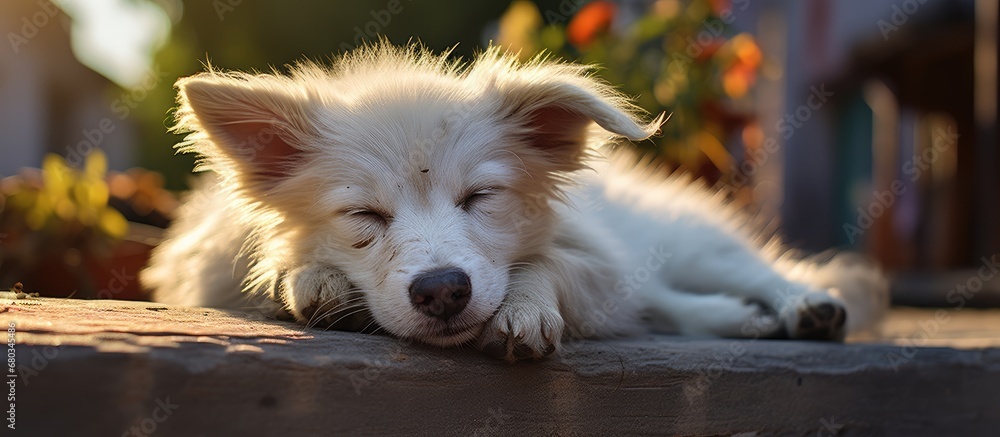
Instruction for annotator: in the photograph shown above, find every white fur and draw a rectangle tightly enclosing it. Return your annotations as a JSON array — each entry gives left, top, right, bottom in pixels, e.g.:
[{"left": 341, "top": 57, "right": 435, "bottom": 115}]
[{"left": 142, "top": 43, "right": 888, "bottom": 361}]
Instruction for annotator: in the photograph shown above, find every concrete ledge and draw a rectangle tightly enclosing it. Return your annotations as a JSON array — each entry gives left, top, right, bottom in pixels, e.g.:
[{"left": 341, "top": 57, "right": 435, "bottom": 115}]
[{"left": 2, "top": 295, "right": 999, "bottom": 436}]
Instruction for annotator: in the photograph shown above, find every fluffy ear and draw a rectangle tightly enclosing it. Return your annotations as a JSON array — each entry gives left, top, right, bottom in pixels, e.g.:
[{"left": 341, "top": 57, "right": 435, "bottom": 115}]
[
  {"left": 173, "top": 73, "right": 318, "bottom": 187},
  {"left": 485, "top": 58, "right": 665, "bottom": 171}
]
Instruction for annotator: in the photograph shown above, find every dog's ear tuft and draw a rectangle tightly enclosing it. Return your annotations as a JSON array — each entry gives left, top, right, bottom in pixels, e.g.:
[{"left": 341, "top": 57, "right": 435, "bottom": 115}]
[
  {"left": 488, "top": 58, "right": 665, "bottom": 170},
  {"left": 174, "top": 73, "right": 317, "bottom": 185}
]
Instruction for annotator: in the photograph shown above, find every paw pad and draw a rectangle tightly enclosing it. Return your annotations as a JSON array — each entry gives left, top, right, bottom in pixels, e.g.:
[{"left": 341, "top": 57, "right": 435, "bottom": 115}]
[{"left": 793, "top": 301, "right": 847, "bottom": 340}]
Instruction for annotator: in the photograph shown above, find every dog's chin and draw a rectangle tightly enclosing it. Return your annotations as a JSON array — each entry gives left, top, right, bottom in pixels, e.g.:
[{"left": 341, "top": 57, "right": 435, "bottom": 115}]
[
  {"left": 417, "top": 327, "right": 481, "bottom": 347},
  {"left": 405, "top": 319, "right": 486, "bottom": 347}
]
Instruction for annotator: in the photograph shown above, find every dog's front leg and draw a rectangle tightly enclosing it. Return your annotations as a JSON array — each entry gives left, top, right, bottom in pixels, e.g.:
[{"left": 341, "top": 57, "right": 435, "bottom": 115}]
[
  {"left": 281, "top": 263, "right": 370, "bottom": 330},
  {"left": 476, "top": 261, "right": 565, "bottom": 362}
]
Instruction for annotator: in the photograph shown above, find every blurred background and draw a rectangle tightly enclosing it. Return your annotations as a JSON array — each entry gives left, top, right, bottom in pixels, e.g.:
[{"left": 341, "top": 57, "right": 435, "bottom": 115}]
[{"left": 0, "top": 0, "right": 996, "bottom": 307}]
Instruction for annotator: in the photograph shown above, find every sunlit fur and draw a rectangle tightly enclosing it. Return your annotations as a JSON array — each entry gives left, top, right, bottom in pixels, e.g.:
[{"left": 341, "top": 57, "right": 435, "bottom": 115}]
[{"left": 142, "top": 43, "right": 888, "bottom": 360}]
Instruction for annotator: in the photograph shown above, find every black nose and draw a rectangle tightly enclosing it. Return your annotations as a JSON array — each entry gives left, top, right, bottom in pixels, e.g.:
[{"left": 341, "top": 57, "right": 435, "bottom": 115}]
[{"left": 408, "top": 268, "right": 471, "bottom": 321}]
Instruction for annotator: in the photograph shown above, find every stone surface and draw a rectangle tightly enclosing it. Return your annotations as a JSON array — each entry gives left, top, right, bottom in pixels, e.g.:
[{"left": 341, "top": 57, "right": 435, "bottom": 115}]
[{"left": 2, "top": 293, "right": 999, "bottom": 436}]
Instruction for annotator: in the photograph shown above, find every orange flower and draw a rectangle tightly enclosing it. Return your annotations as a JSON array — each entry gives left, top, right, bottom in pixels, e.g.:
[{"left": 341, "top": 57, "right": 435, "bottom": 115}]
[
  {"left": 731, "top": 34, "right": 762, "bottom": 69},
  {"left": 567, "top": 1, "right": 616, "bottom": 48},
  {"left": 722, "top": 63, "right": 755, "bottom": 98}
]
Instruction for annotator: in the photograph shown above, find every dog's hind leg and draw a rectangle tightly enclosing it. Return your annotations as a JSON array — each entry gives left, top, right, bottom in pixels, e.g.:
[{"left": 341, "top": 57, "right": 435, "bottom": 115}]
[
  {"left": 656, "top": 231, "right": 850, "bottom": 340},
  {"left": 642, "top": 284, "right": 779, "bottom": 338}
]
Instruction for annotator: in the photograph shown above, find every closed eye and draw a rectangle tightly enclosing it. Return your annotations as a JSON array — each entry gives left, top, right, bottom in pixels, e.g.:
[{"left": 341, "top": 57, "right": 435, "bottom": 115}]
[
  {"left": 344, "top": 208, "right": 391, "bottom": 226},
  {"left": 340, "top": 208, "right": 390, "bottom": 249},
  {"left": 458, "top": 187, "right": 501, "bottom": 211}
]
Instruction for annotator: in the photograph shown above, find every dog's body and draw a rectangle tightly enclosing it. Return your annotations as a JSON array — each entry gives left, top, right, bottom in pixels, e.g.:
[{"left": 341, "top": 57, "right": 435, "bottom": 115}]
[{"left": 143, "top": 44, "right": 888, "bottom": 361}]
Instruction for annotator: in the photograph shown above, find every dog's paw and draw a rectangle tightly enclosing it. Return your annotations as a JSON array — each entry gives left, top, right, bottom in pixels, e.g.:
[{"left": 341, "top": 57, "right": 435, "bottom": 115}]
[
  {"left": 476, "top": 301, "right": 564, "bottom": 363},
  {"left": 283, "top": 264, "right": 371, "bottom": 330},
  {"left": 781, "top": 291, "right": 847, "bottom": 341}
]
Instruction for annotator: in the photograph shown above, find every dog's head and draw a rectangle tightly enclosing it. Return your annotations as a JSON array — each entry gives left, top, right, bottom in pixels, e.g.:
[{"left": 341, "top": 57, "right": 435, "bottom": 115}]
[{"left": 173, "top": 44, "right": 660, "bottom": 346}]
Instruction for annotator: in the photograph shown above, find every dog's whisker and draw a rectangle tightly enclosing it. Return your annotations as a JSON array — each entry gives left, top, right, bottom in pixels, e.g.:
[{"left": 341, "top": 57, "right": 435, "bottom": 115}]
[
  {"left": 499, "top": 149, "right": 531, "bottom": 180},
  {"left": 305, "top": 299, "right": 343, "bottom": 329},
  {"left": 312, "top": 302, "right": 366, "bottom": 323},
  {"left": 322, "top": 307, "right": 372, "bottom": 331},
  {"left": 306, "top": 298, "right": 357, "bottom": 329},
  {"left": 307, "top": 300, "right": 368, "bottom": 329},
  {"left": 359, "top": 318, "right": 381, "bottom": 335},
  {"left": 306, "top": 174, "right": 340, "bottom": 214}
]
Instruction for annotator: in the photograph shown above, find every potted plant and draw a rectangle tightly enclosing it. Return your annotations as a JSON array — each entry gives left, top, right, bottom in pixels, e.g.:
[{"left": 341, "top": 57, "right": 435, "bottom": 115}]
[
  {"left": 0, "top": 151, "right": 173, "bottom": 300},
  {"left": 499, "top": 0, "right": 764, "bottom": 190}
]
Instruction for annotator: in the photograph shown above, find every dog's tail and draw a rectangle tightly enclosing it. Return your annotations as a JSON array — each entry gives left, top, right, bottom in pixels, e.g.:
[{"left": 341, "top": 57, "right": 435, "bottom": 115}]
[{"left": 774, "top": 251, "right": 891, "bottom": 337}]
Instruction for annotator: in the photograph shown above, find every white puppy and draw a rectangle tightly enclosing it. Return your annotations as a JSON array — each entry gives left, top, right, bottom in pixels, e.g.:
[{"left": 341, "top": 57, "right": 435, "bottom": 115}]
[{"left": 142, "top": 44, "right": 888, "bottom": 361}]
